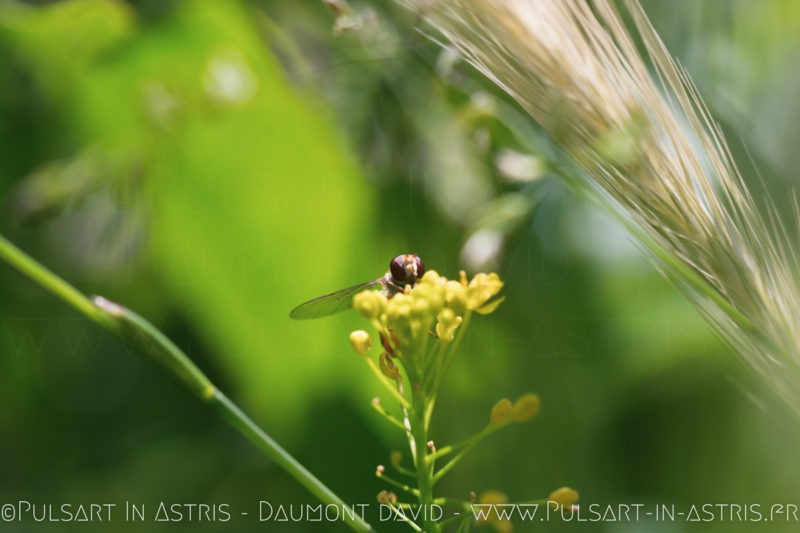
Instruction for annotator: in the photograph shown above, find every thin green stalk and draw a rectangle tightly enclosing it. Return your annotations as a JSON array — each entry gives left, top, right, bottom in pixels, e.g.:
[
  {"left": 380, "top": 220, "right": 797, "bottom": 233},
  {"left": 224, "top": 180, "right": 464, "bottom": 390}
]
[
  {"left": 370, "top": 398, "right": 409, "bottom": 432},
  {"left": 92, "top": 295, "right": 216, "bottom": 400},
  {"left": 437, "top": 312, "right": 471, "bottom": 388},
  {"left": 431, "top": 423, "right": 505, "bottom": 486},
  {"left": 433, "top": 497, "right": 472, "bottom": 509},
  {"left": 0, "top": 235, "right": 113, "bottom": 328},
  {"left": 0, "top": 233, "right": 373, "bottom": 533},
  {"left": 431, "top": 442, "right": 477, "bottom": 486},
  {"left": 385, "top": 503, "right": 424, "bottom": 532},
  {"left": 376, "top": 471, "right": 419, "bottom": 497},
  {"left": 430, "top": 424, "right": 494, "bottom": 462},
  {"left": 409, "top": 391, "right": 436, "bottom": 532},
  {"left": 422, "top": 336, "right": 446, "bottom": 392},
  {"left": 365, "top": 357, "right": 411, "bottom": 409},
  {"left": 389, "top": 459, "right": 416, "bottom": 478},
  {"left": 211, "top": 390, "right": 372, "bottom": 532},
  {"left": 436, "top": 511, "right": 471, "bottom": 530}
]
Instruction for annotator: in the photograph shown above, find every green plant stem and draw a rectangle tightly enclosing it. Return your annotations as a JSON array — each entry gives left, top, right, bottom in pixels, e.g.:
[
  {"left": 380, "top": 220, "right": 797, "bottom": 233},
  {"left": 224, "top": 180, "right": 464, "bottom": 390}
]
[
  {"left": 433, "top": 497, "right": 471, "bottom": 509},
  {"left": 370, "top": 399, "right": 409, "bottom": 432},
  {"left": 365, "top": 357, "right": 411, "bottom": 409},
  {"left": 0, "top": 235, "right": 114, "bottom": 329},
  {"left": 210, "top": 390, "right": 372, "bottom": 532},
  {"left": 386, "top": 503, "right": 424, "bottom": 532},
  {"left": 409, "top": 391, "right": 437, "bottom": 532},
  {"left": 431, "top": 311, "right": 472, "bottom": 403},
  {"left": 375, "top": 471, "right": 419, "bottom": 497},
  {"left": 436, "top": 511, "right": 471, "bottom": 530},
  {"left": 0, "top": 234, "right": 373, "bottom": 533},
  {"left": 431, "top": 443, "right": 475, "bottom": 486},
  {"left": 432, "top": 423, "right": 505, "bottom": 486},
  {"left": 430, "top": 424, "right": 495, "bottom": 462}
]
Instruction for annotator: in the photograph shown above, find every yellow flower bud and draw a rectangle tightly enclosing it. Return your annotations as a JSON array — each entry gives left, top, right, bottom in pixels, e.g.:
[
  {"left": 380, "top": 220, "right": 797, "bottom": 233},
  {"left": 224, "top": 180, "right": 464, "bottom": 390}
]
[
  {"left": 385, "top": 294, "right": 417, "bottom": 344},
  {"left": 445, "top": 280, "right": 467, "bottom": 315},
  {"left": 416, "top": 271, "right": 446, "bottom": 312},
  {"left": 435, "top": 308, "right": 462, "bottom": 341},
  {"left": 389, "top": 450, "right": 403, "bottom": 467},
  {"left": 412, "top": 298, "right": 431, "bottom": 318},
  {"left": 475, "top": 491, "right": 512, "bottom": 533},
  {"left": 489, "top": 398, "right": 513, "bottom": 425},
  {"left": 512, "top": 393, "right": 540, "bottom": 422},
  {"left": 421, "top": 270, "right": 443, "bottom": 285},
  {"left": 548, "top": 487, "right": 579, "bottom": 509},
  {"left": 386, "top": 293, "right": 413, "bottom": 320},
  {"left": 349, "top": 330, "right": 372, "bottom": 356},
  {"left": 478, "top": 489, "right": 507, "bottom": 505},
  {"left": 353, "top": 290, "right": 386, "bottom": 319}
]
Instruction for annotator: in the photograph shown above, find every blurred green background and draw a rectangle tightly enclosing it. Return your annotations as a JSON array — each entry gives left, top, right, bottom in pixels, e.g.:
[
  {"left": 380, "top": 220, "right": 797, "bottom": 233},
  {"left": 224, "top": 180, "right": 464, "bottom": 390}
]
[{"left": 1, "top": 0, "right": 800, "bottom": 531}]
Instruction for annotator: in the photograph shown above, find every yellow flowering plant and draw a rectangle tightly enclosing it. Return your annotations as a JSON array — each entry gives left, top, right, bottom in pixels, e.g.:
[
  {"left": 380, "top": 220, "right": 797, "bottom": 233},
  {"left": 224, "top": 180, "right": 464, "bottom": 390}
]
[{"left": 349, "top": 270, "right": 577, "bottom": 532}]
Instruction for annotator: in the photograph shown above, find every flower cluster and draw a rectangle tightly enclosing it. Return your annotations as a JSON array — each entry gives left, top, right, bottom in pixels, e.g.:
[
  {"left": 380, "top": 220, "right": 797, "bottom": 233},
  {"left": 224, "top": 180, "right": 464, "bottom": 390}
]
[
  {"left": 349, "top": 270, "right": 504, "bottom": 382},
  {"left": 348, "top": 269, "right": 576, "bottom": 532}
]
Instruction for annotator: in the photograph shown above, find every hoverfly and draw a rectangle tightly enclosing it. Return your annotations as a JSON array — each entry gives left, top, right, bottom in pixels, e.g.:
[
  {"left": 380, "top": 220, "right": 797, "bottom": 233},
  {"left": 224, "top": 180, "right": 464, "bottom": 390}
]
[{"left": 289, "top": 254, "right": 425, "bottom": 319}]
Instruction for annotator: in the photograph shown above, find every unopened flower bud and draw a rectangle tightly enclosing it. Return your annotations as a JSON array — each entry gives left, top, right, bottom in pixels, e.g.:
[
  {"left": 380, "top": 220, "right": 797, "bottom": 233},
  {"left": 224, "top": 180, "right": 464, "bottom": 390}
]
[
  {"left": 349, "top": 330, "right": 372, "bottom": 356},
  {"left": 387, "top": 293, "right": 413, "bottom": 319},
  {"left": 475, "top": 490, "right": 510, "bottom": 531},
  {"left": 436, "top": 307, "right": 462, "bottom": 341},
  {"left": 421, "top": 270, "right": 443, "bottom": 285},
  {"left": 390, "top": 451, "right": 403, "bottom": 466},
  {"left": 512, "top": 393, "right": 541, "bottom": 422},
  {"left": 445, "top": 280, "right": 467, "bottom": 315},
  {"left": 353, "top": 290, "right": 386, "bottom": 319},
  {"left": 490, "top": 398, "right": 513, "bottom": 425},
  {"left": 413, "top": 279, "right": 445, "bottom": 317},
  {"left": 548, "top": 487, "right": 579, "bottom": 510},
  {"left": 412, "top": 298, "right": 431, "bottom": 318},
  {"left": 477, "top": 490, "right": 508, "bottom": 505}
]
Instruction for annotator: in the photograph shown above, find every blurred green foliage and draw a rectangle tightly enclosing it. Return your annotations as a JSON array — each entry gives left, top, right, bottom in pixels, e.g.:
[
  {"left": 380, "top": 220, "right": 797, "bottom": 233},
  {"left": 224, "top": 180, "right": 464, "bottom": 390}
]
[{"left": 1, "top": 0, "right": 800, "bottom": 532}]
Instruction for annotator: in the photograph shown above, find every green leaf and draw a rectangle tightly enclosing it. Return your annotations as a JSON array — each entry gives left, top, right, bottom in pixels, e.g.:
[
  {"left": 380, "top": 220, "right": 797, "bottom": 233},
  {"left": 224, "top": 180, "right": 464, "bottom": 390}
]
[{"left": 140, "top": 1, "right": 371, "bottom": 433}]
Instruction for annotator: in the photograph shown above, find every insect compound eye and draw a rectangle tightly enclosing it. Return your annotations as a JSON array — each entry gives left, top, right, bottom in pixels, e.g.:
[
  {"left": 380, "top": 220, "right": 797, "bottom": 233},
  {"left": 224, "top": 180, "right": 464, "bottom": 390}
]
[
  {"left": 413, "top": 256, "right": 425, "bottom": 279},
  {"left": 390, "top": 255, "right": 407, "bottom": 283}
]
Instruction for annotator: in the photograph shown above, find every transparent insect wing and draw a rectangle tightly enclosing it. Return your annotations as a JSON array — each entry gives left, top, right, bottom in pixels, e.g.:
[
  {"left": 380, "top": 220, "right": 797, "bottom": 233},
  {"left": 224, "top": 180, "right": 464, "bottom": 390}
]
[{"left": 289, "top": 279, "right": 381, "bottom": 320}]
